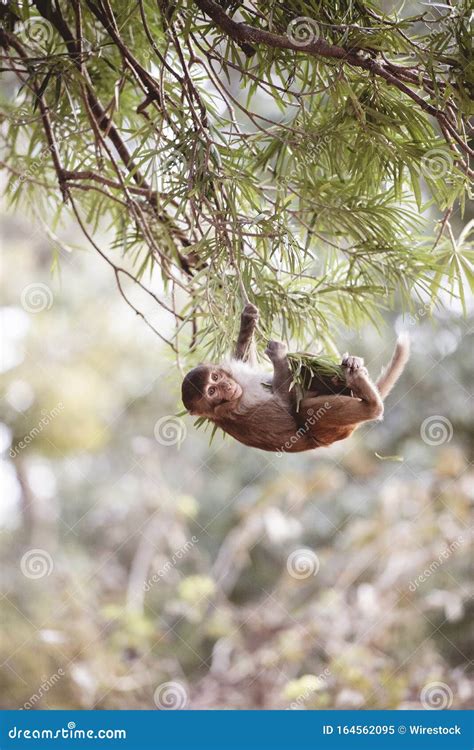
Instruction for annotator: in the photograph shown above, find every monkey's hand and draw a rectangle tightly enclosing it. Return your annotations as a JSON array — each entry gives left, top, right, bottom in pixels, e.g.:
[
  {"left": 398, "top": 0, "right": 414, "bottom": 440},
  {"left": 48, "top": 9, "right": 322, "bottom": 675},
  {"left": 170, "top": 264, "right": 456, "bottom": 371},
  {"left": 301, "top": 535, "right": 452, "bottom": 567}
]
[
  {"left": 241, "top": 303, "right": 259, "bottom": 323},
  {"left": 265, "top": 340, "right": 288, "bottom": 362}
]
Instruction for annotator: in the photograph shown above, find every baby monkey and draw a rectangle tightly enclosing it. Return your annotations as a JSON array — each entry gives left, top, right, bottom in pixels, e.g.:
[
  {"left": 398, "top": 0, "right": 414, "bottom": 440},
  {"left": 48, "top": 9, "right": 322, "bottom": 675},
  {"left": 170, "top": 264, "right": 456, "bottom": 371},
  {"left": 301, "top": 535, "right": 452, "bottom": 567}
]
[{"left": 182, "top": 304, "right": 409, "bottom": 453}]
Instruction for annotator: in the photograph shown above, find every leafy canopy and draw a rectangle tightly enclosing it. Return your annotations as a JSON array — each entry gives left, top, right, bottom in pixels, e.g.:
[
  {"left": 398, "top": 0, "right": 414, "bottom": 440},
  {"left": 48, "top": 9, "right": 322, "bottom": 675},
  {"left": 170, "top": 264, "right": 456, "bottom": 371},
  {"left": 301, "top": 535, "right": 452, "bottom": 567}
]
[{"left": 1, "top": 0, "right": 473, "bottom": 358}]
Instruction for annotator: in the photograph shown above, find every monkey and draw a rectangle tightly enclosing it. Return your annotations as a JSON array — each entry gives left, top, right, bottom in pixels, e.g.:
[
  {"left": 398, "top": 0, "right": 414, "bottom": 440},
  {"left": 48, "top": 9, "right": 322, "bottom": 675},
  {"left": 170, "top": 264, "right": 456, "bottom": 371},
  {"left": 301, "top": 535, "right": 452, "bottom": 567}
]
[{"left": 181, "top": 303, "right": 410, "bottom": 453}]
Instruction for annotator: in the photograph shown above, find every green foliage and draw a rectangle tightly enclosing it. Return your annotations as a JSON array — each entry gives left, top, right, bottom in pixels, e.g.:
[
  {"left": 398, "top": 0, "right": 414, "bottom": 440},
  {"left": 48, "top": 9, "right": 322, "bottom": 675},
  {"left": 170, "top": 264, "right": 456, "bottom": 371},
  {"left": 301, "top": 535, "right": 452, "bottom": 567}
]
[
  {"left": 1, "top": 216, "right": 472, "bottom": 710},
  {"left": 287, "top": 351, "right": 344, "bottom": 408},
  {"left": 1, "top": 0, "right": 472, "bottom": 357},
  {"left": 288, "top": 352, "right": 344, "bottom": 382}
]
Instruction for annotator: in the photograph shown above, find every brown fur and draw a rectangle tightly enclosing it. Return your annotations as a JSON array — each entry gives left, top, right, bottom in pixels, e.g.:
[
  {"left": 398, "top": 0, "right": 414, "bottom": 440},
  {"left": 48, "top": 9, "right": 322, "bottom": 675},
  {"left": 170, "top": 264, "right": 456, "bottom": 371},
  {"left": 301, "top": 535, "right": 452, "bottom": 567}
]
[
  {"left": 182, "top": 304, "right": 410, "bottom": 453},
  {"left": 211, "top": 364, "right": 387, "bottom": 453}
]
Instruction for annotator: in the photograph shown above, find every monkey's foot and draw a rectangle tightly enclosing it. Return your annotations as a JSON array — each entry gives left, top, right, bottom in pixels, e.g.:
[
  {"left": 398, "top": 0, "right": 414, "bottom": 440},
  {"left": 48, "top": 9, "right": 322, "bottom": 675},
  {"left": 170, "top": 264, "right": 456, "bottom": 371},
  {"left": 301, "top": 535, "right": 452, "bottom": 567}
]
[
  {"left": 342, "top": 354, "right": 368, "bottom": 389},
  {"left": 342, "top": 353, "right": 365, "bottom": 372},
  {"left": 265, "top": 340, "right": 288, "bottom": 361},
  {"left": 242, "top": 303, "right": 259, "bottom": 322}
]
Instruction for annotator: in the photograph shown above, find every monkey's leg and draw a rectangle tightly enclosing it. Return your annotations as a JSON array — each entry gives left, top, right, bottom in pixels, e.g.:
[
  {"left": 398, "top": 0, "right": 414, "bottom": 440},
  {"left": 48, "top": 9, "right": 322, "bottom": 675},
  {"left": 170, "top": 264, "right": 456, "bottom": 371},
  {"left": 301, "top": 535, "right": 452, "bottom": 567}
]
[
  {"left": 302, "top": 368, "right": 383, "bottom": 433},
  {"left": 234, "top": 303, "right": 259, "bottom": 363},
  {"left": 265, "top": 340, "right": 297, "bottom": 409},
  {"left": 342, "top": 355, "right": 384, "bottom": 417},
  {"left": 300, "top": 391, "right": 383, "bottom": 448}
]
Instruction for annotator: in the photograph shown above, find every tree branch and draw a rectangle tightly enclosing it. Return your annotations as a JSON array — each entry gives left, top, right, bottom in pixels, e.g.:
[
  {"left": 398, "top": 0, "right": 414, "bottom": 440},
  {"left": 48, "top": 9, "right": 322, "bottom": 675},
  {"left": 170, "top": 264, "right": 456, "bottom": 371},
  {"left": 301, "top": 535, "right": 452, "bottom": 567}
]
[{"left": 193, "top": 0, "right": 470, "bottom": 157}]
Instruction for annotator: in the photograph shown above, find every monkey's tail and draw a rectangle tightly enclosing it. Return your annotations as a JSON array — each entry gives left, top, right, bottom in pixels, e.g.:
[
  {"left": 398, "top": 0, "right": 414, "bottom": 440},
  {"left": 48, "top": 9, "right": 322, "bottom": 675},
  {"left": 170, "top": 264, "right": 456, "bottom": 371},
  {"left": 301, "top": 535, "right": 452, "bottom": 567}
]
[{"left": 376, "top": 333, "right": 410, "bottom": 400}]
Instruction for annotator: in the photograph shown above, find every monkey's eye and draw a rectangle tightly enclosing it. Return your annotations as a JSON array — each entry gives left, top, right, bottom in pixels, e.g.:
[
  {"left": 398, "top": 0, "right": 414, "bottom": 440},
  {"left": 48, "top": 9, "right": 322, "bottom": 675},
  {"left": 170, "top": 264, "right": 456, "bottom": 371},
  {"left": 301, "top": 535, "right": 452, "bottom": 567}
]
[
  {"left": 211, "top": 373, "right": 218, "bottom": 381},
  {"left": 208, "top": 387, "right": 216, "bottom": 396}
]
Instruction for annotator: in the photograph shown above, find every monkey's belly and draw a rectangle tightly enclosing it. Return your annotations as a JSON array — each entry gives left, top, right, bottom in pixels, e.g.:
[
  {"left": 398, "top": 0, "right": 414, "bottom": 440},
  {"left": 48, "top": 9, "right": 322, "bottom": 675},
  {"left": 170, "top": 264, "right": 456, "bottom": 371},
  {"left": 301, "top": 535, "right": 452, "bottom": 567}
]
[
  {"left": 223, "top": 427, "right": 316, "bottom": 453},
  {"left": 217, "top": 403, "right": 315, "bottom": 453}
]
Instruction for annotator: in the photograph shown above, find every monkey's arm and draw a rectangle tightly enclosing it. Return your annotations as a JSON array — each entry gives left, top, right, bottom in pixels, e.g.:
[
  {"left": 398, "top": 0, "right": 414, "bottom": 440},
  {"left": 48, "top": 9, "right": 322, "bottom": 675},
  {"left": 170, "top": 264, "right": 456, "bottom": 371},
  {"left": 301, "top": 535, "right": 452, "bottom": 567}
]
[
  {"left": 234, "top": 303, "right": 259, "bottom": 363},
  {"left": 265, "top": 340, "right": 297, "bottom": 410}
]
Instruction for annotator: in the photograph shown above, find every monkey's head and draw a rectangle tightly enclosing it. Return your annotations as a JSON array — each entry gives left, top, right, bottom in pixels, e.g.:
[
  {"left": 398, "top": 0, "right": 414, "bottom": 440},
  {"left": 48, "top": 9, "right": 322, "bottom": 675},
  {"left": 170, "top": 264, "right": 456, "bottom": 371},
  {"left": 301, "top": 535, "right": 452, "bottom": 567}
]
[{"left": 181, "top": 365, "right": 242, "bottom": 417}]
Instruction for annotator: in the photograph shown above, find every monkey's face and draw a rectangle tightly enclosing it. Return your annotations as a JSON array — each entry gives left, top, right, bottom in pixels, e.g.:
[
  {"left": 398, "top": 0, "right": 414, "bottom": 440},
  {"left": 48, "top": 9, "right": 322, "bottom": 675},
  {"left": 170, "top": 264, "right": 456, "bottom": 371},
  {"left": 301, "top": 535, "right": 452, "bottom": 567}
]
[
  {"left": 202, "top": 367, "right": 242, "bottom": 413},
  {"left": 182, "top": 365, "right": 243, "bottom": 417}
]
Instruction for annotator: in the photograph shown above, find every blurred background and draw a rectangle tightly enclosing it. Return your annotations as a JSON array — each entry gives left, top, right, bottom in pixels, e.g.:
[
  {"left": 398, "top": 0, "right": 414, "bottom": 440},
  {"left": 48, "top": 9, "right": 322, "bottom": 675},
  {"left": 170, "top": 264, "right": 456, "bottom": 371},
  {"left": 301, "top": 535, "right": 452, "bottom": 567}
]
[{"left": 1, "top": 207, "right": 472, "bottom": 710}]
